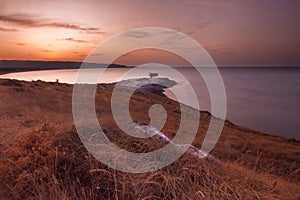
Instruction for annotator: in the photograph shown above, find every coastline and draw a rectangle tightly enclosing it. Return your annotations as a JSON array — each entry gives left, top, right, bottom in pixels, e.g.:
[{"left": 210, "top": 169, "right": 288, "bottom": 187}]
[
  {"left": 0, "top": 60, "right": 132, "bottom": 75},
  {"left": 0, "top": 78, "right": 299, "bottom": 199}
]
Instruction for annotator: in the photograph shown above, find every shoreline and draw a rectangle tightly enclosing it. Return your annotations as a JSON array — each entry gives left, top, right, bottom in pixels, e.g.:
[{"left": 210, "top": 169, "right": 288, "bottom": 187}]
[
  {"left": 0, "top": 75, "right": 298, "bottom": 141},
  {"left": 0, "top": 60, "right": 133, "bottom": 75},
  {"left": 0, "top": 77, "right": 298, "bottom": 142},
  {"left": 0, "top": 78, "right": 299, "bottom": 199}
]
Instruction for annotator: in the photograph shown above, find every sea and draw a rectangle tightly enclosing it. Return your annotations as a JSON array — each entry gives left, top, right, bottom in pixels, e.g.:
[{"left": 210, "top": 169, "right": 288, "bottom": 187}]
[{"left": 1, "top": 67, "right": 299, "bottom": 139}]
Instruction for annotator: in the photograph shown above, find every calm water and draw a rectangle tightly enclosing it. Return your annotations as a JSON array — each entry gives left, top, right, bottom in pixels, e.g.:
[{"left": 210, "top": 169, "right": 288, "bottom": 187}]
[{"left": 1, "top": 67, "right": 299, "bottom": 139}]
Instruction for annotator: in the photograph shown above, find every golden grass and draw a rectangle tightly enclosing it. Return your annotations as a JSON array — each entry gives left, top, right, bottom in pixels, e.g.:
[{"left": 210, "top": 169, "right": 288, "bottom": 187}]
[
  {"left": 0, "top": 79, "right": 299, "bottom": 199},
  {"left": 0, "top": 124, "right": 299, "bottom": 200}
]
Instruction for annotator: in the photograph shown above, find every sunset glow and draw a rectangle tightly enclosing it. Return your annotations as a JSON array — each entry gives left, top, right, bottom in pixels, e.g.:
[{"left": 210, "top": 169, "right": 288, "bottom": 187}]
[{"left": 0, "top": 0, "right": 299, "bottom": 66}]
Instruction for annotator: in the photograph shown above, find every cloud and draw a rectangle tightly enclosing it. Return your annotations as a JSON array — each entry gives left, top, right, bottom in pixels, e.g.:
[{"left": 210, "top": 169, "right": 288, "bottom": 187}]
[
  {"left": 73, "top": 51, "right": 87, "bottom": 57},
  {"left": 85, "top": 30, "right": 107, "bottom": 35},
  {"left": 195, "top": 20, "right": 212, "bottom": 30},
  {"left": 0, "top": 14, "right": 36, "bottom": 26},
  {"left": 15, "top": 43, "right": 26, "bottom": 46},
  {"left": 159, "top": 31, "right": 186, "bottom": 46},
  {"left": 0, "top": 13, "right": 106, "bottom": 34},
  {"left": 0, "top": 26, "right": 18, "bottom": 32},
  {"left": 124, "top": 31, "right": 152, "bottom": 38},
  {"left": 42, "top": 49, "right": 54, "bottom": 53},
  {"left": 60, "top": 38, "right": 89, "bottom": 43},
  {"left": 204, "top": 45, "right": 234, "bottom": 53}
]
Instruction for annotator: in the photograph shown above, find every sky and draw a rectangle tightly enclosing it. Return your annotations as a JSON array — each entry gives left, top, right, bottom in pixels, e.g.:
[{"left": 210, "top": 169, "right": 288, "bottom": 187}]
[{"left": 0, "top": 0, "right": 299, "bottom": 66}]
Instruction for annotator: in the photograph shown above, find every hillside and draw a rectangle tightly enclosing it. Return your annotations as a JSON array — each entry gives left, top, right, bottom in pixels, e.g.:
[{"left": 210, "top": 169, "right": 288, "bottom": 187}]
[{"left": 0, "top": 78, "right": 299, "bottom": 199}]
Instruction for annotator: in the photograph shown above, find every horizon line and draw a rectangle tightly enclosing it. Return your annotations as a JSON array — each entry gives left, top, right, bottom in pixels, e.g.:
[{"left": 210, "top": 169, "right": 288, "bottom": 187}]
[{"left": 1, "top": 59, "right": 300, "bottom": 68}]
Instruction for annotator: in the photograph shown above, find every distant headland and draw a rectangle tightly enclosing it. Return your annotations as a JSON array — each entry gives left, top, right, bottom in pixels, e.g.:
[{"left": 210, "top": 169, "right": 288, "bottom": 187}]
[{"left": 0, "top": 60, "right": 133, "bottom": 75}]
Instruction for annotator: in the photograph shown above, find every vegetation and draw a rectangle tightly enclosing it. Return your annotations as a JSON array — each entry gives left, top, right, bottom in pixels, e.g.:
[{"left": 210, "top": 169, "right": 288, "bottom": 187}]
[
  {"left": 0, "top": 79, "right": 299, "bottom": 199},
  {"left": 0, "top": 124, "right": 298, "bottom": 200}
]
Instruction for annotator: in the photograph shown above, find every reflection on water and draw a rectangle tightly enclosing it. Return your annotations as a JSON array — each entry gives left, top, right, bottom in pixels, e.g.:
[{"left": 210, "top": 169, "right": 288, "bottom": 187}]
[{"left": 1, "top": 67, "right": 299, "bottom": 139}]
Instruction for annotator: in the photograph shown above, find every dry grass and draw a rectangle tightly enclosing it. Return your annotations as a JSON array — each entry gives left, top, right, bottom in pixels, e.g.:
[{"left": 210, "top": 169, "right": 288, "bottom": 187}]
[
  {"left": 0, "top": 79, "right": 299, "bottom": 199},
  {"left": 0, "top": 124, "right": 299, "bottom": 200}
]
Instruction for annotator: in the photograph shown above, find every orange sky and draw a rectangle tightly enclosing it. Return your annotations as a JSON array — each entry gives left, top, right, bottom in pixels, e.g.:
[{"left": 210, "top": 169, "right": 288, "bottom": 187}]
[{"left": 0, "top": 0, "right": 299, "bottom": 66}]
